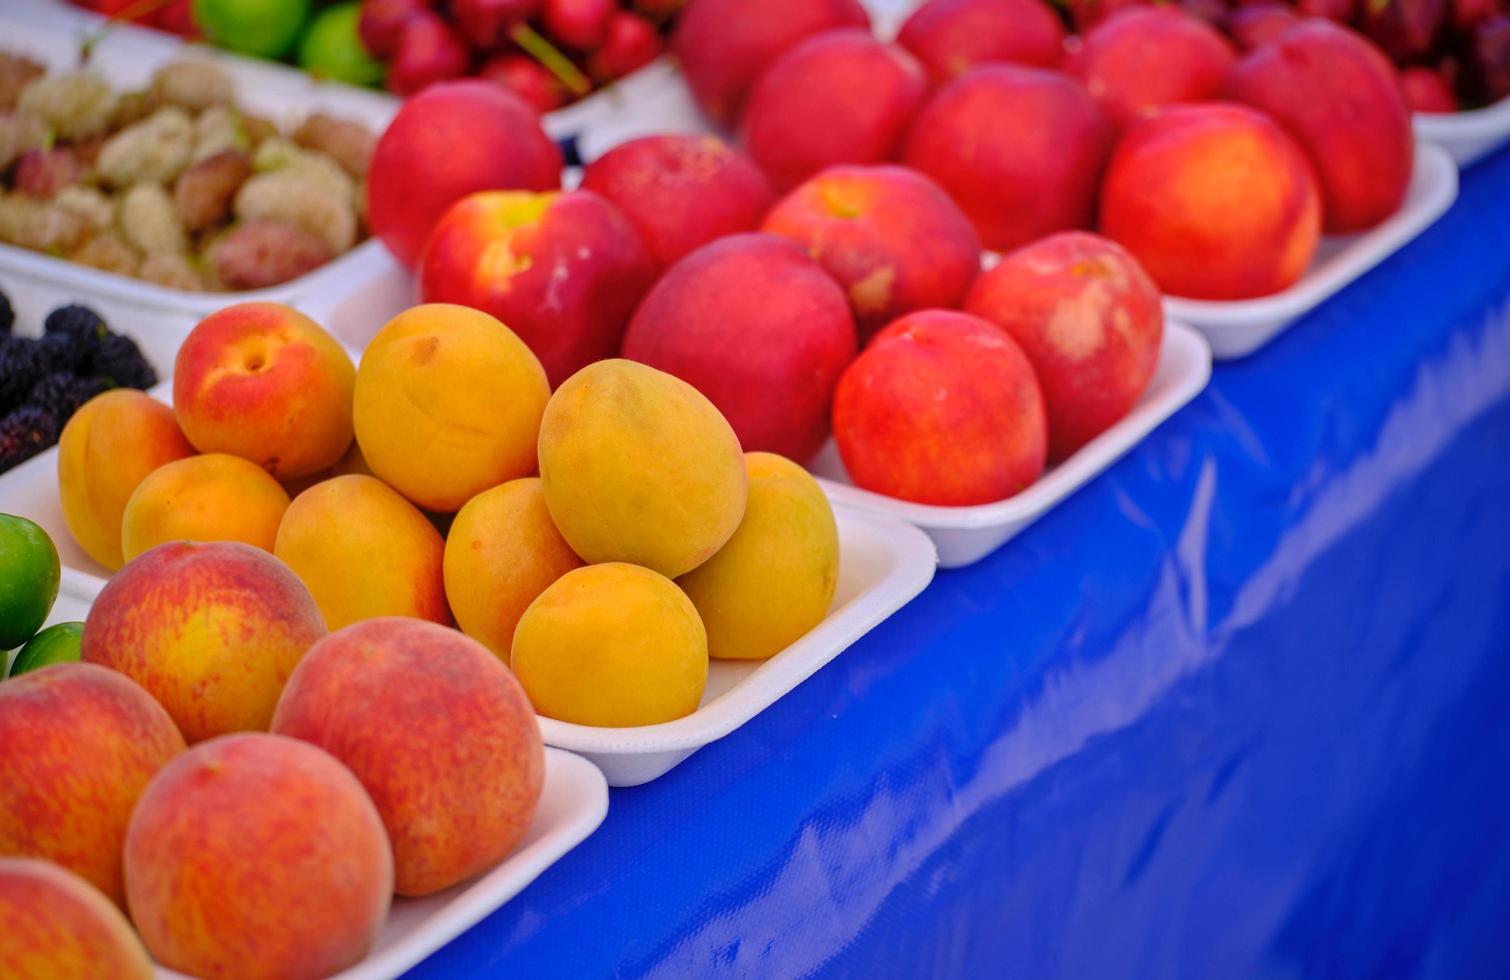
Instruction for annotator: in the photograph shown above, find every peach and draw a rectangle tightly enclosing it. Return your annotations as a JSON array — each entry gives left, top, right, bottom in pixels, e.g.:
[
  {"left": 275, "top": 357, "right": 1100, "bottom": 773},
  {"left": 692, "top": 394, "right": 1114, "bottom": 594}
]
[
  {"left": 896, "top": 0, "right": 1066, "bottom": 83},
  {"left": 579, "top": 134, "right": 776, "bottom": 270},
  {"left": 671, "top": 0, "right": 871, "bottom": 126},
  {"left": 677, "top": 452, "right": 839, "bottom": 661},
  {"left": 832, "top": 310, "right": 1047, "bottom": 506},
  {"left": 621, "top": 234, "right": 856, "bottom": 461},
  {"left": 172, "top": 302, "right": 356, "bottom": 480},
  {"left": 124, "top": 733, "right": 392, "bottom": 980},
  {"left": 443, "top": 477, "right": 584, "bottom": 659},
  {"left": 1228, "top": 20, "right": 1414, "bottom": 233},
  {"left": 761, "top": 164, "right": 982, "bottom": 341},
  {"left": 739, "top": 30, "right": 928, "bottom": 192},
  {"left": 272, "top": 618, "right": 544, "bottom": 896},
  {"left": 274, "top": 474, "right": 451, "bottom": 630},
  {"left": 0, "top": 664, "right": 185, "bottom": 907},
  {"left": 57, "top": 390, "right": 194, "bottom": 571},
  {"left": 121, "top": 453, "right": 291, "bottom": 562},
  {"left": 353, "top": 304, "right": 549, "bottom": 512},
  {"left": 965, "top": 232, "right": 1164, "bottom": 460},
  {"left": 538, "top": 359, "right": 747, "bottom": 578},
  {"left": 367, "top": 80, "right": 563, "bottom": 269},
  {"left": 0, "top": 858, "right": 153, "bottom": 979},
  {"left": 82, "top": 541, "right": 327, "bottom": 743},
  {"left": 511, "top": 562, "right": 708, "bottom": 727},
  {"left": 417, "top": 190, "right": 655, "bottom": 387},
  {"left": 1098, "top": 102, "right": 1322, "bottom": 299},
  {"left": 903, "top": 64, "right": 1113, "bottom": 252},
  {"left": 1065, "top": 7, "right": 1237, "bottom": 128}
]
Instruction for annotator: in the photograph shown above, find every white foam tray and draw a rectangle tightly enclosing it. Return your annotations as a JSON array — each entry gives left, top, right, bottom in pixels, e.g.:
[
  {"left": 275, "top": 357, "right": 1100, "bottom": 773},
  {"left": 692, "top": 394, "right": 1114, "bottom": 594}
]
[
  {"left": 538, "top": 506, "right": 936, "bottom": 786},
  {"left": 9, "top": 569, "right": 610, "bottom": 980},
  {"left": 1415, "top": 96, "right": 1510, "bottom": 168},
  {"left": 1165, "top": 141, "right": 1459, "bottom": 360},
  {"left": 810, "top": 320, "right": 1211, "bottom": 569}
]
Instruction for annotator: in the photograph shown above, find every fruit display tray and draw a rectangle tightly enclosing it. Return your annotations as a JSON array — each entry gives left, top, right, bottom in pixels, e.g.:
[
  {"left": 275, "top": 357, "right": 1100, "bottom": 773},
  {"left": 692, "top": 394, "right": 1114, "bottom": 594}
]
[
  {"left": 1414, "top": 97, "right": 1510, "bottom": 168},
  {"left": 1, "top": 0, "right": 401, "bottom": 341},
  {"left": 810, "top": 320, "right": 1212, "bottom": 570},
  {"left": 1164, "top": 142, "right": 1459, "bottom": 360},
  {"left": 538, "top": 507, "right": 937, "bottom": 786},
  {"left": 16, "top": 570, "right": 609, "bottom": 980}
]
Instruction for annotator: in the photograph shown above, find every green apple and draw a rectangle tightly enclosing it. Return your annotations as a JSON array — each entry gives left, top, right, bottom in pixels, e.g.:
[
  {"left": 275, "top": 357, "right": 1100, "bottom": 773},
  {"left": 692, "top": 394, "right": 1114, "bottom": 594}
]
[
  {"left": 193, "top": 0, "right": 312, "bottom": 60},
  {"left": 299, "top": 1, "right": 387, "bottom": 87},
  {"left": 0, "top": 514, "right": 59, "bottom": 653}
]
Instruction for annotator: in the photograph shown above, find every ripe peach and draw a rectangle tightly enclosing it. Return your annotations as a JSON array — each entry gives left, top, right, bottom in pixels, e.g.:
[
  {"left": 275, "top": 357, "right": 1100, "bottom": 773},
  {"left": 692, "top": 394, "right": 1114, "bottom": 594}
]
[
  {"left": 903, "top": 64, "right": 1113, "bottom": 251},
  {"left": 897, "top": 0, "right": 1066, "bottom": 83},
  {"left": 621, "top": 234, "right": 856, "bottom": 461},
  {"left": 538, "top": 359, "right": 747, "bottom": 578},
  {"left": 671, "top": 0, "right": 870, "bottom": 126},
  {"left": 832, "top": 310, "right": 1047, "bottom": 506},
  {"left": 512, "top": 562, "right": 708, "bottom": 726},
  {"left": 761, "top": 164, "right": 982, "bottom": 341},
  {"left": 353, "top": 304, "right": 549, "bottom": 512},
  {"left": 124, "top": 733, "right": 392, "bottom": 980},
  {"left": 579, "top": 134, "right": 775, "bottom": 270},
  {"left": 417, "top": 190, "right": 655, "bottom": 387},
  {"left": 272, "top": 618, "right": 544, "bottom": 896},
  {"left": 120, "top": 453, "right": 291, "bottom": 562},
  {"left": 1228, "top": 20, "right": 1414, "bottom": 233},
  {"left": 676, "top": 452, "right": 839, "bottom": 661},
  {"left": 1098, "top": 102, "right": 1322, "bottom": 299},
  {"left": 0, "top": 858, "right": 153, "bottom": 979},
  {"left": 275, "top": 474, "right": 451, "bottom": 630},
  {"left": 966, "top": 232, "right": 1163, "bottom": 460},
  {"left": 739, "top": 30, "right": 928, "bottom": 192},
  {"left": 82, "top": 541, "right": 327, "bottom": 743},
  {"left": 444, "top": 477, "right": 584, "bottom": 660},
  {"left": 173, "top": 302, "right": 356, "bottom": 480},
  {"left": 0, "top": 664, "right": 185, "bottom": 907},
  {"left": 1065, "top": 7, "right": 1236, "bottom": 128},
  {"left": 57, "top": 390, "right": 194, "bottom": 571},
  {"left": 366, "top": 80, "right": 563, "bottom": 269}
]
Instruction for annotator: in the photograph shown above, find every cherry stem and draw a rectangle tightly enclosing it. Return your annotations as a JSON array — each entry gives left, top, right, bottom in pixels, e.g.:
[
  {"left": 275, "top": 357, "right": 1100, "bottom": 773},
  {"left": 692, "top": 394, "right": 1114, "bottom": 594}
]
[{"left": 508, "top": 22, "right": 592, "bottom": 96}]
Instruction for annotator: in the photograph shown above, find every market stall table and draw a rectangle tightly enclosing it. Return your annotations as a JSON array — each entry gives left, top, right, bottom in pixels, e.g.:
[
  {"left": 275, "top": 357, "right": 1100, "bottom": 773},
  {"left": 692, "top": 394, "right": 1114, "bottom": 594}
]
[{"left": 395, "top": 144, "right": 1510, "bottom": 978}]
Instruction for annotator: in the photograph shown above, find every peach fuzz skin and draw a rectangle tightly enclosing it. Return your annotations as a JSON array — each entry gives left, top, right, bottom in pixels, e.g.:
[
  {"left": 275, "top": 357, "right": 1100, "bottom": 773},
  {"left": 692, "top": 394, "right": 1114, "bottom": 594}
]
[
  {"left": 621, "top": 233, "right": 857, "bottom": 462},
  {"left": 272, "top": 618, "right": 545, "bottom": 897},
  {"left": 366, "top": 80, "right": 563, "bottom": 269},
  {"left": 0, "top": 664, "right": 185, "bottom": 909},
  {"left": 172, "top": 302, "right": 356, "bottom": 481},
  {"left": 762, "top": 164, "right": 982, "bottom": 341},
  {"left": 671, "top": 0, "right": 870, "bottom": 126},
  {"left": 739, "top": 30, "right": 928, "bottom": 192},
  {"left": 57, "top": 390, "right": 195, "bottom": 571},
  {"left": 1227, "top": 19, "right": 1413, "bottom": 233},
  {"left": 1098, "top": 102, "right": 1321, "bottom": 300},
  {"left": 966, "top": 231, "right": 1164, "bottom": 461},
  {"left": 82, "top": 541, "right": 327, "bottom": 744},
  {"left": 903, "top": 63, "right": 1113, "bottom": 252},
  {"left": 418, "top": 189, "right": 655, "bottom": 388},
  {"left": 832, "top": 310, "right": 1048, "bottom": 507},
  {"left": 897, "top": 0, "right": 1065, "bottom": 84},
  {"left": 123, "top": 733, "right": 392, "bottom": 980},
  {"left": 579, "top": 134, "right": 775, "bottom": 271},
  {"left": 275, "top": 474, "right": 452, "bottom": 631},
  {"left": 0, "top": 858, "right": 154, "bottom": 979}
]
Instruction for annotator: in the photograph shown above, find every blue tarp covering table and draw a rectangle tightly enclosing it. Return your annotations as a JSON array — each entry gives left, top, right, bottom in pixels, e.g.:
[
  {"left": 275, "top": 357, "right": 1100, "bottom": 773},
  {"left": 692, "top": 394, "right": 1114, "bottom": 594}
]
[{"left": 411, "top": 145, "right": 1510, "bottom": 979}]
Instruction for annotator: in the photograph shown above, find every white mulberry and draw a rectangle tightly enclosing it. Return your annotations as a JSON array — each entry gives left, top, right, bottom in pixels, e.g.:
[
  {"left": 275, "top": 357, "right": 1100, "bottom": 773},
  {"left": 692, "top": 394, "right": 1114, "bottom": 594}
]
[
  {"left": 17, "top": 73, "right": 116, "bottom": 140},
  {"left": 150, "top": 59, "right": 234, "bottom": 111},
  {"left": 234, "top": 168, "right": 357, "bottom": 253},
  {"left": 118, "top": 182, "right": 188, "bottom": 255},
  {"left": 53, "top": 186, "right": 116, "bottom": 232},
  {"left": 95, "top": 107, "right": 194, "bottom": 187},
  {"left": 191, "top": 105, "right": 249, "bottom": 163}
]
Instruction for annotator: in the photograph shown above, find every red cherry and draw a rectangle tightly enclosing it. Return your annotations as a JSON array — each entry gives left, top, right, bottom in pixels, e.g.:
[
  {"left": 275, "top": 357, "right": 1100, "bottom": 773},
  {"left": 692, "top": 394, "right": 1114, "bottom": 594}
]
[
  {"left": 452, "top": 0, "right": 541, "bottom": 50},
  {"left": 541, "top": 0, "right": 615, "bottom": 50},
  {"left": 360, "top": 0, "right": 428, "bottom": 58},
  {"left": 586, "top": 12, "right": 661, "bottom": 83},
  {"left": 479, "top": 54, "right": 570, "bottom": 112},
  {"left": 388, "top": 11, "right": 471, "bottom": 96},
  {"left": 1400, "top": 65, "right": 1457, "bottom": 111}
]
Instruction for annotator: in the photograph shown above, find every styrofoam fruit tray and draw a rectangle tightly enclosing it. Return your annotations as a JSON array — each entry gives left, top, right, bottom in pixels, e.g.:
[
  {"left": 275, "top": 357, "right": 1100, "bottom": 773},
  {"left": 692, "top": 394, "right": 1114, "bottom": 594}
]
[
  {"left": 810, "top": 320, "right": 1211, "bottom": 570},
  {"left": 539, "top": 506, "right": 937, "bottom": 786},
  {"left": 1415, "top": 96, "right": 1510, "bottom": 168},
  {"left": 0, "top": 0, "right": 399, "bottom": 339},
  {"left": 7, "top": 570, "right": 610, "bottom": 980},
  {"left": 1164, "top": 141, "right": 1459, "bottom": 360}
]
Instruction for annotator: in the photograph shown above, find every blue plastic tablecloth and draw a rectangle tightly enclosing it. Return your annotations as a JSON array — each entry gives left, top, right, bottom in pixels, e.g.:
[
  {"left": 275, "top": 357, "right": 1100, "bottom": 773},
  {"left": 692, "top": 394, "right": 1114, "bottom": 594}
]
[{"left": 410, "top": 146, "right": 1510, "bottom": 979}]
